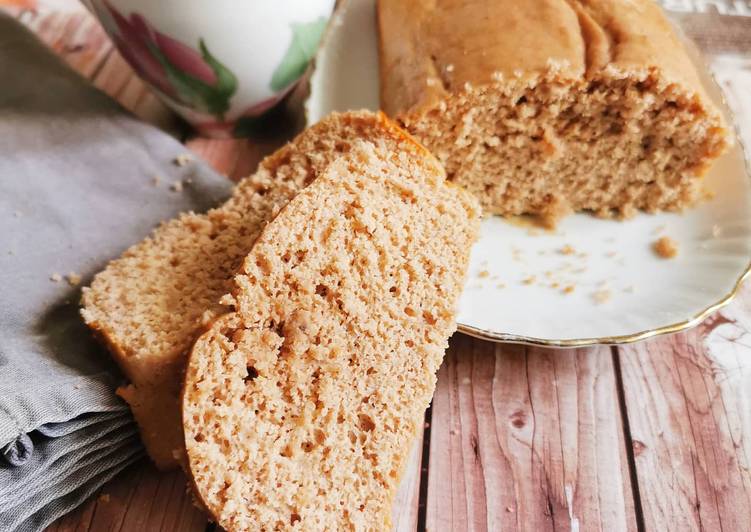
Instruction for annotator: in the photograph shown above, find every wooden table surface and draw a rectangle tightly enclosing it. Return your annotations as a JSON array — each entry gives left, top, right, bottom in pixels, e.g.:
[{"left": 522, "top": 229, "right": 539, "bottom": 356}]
[{"left": 4, "top": 3, "right": 751, "bottom": 531}]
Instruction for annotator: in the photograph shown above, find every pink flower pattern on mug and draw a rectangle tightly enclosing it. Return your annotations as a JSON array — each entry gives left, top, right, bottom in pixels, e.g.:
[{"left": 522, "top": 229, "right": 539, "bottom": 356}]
[{"left": 97, "top": 0, "right": 237, "bottom": 120}]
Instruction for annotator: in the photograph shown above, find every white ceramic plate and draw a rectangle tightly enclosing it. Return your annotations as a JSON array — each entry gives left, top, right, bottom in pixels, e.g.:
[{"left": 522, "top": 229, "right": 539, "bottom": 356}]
[{"left": 305, "top": 0, "right": 751, "bottom": 346}]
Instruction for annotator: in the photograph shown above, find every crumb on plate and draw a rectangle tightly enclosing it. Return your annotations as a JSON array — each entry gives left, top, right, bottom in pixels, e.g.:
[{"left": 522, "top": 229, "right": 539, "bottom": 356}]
[
  {"left": 591, "top": 289, "right": 612, "bottom": 304},
  {"left": 50, "top": 273, "right": 62, "bottom": 282},
  {"left": 653, "top": 236, "right": 678, "bottom": 259},
  {"left": 558, "top": 244, "right": 575, "bottom": 255},
  {"left": 66, "top": 272, "right": 82, "bottom": 286}
]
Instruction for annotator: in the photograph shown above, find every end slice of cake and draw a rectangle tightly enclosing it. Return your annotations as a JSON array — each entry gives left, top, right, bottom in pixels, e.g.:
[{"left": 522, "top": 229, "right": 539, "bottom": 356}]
[
  {"left": 182, "top": 140, "right": 480, "bottom": 530},
  {"left": 378, "top": 0, "right": 729, "bottom": 224}
]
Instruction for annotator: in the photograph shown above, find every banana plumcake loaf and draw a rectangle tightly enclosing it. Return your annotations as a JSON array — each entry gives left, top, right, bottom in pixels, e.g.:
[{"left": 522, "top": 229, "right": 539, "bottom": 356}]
[{"left": 378, "top": 0, "right": 729, "bottom": 224}]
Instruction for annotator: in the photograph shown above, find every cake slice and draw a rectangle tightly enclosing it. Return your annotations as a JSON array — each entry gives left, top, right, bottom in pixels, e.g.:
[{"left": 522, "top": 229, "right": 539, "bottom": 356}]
[
  {"left": 81, "top": 111, "right": 434, "bottom": 469},
  {"left": 182, "top": 140, "right": 480, "bottom": 531},
  {"left": 378, "top": 0, "right": 729, "bottom": 224}
]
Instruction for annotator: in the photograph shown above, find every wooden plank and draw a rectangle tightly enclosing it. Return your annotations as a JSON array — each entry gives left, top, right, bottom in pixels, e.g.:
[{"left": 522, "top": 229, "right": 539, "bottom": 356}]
[
  {"left": 46, "top": 459, "right": 206, "bottom": 532},
  {"left": 426, "top": 335, "right": 636, "bottom": 531},
  {"left": 617, "top": 287, "right": 751, "bottom": 531}
]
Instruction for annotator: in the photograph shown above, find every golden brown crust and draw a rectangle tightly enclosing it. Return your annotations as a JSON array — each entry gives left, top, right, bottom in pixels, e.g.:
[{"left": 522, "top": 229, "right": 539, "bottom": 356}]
[{"left": 379, "top": 0, "right": 712, "bottom": 117}]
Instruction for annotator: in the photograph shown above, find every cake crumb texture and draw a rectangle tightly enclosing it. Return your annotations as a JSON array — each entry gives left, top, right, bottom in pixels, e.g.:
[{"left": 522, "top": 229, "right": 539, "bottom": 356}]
[
  {"left": 182, "top": 141, "right": 480, "bottom": 531},
  {"left": 81, "top": 111, "right": 434, "bottom": 469},
  {"left": 378, "top": 0, "right": 729, "bottom": 221}
]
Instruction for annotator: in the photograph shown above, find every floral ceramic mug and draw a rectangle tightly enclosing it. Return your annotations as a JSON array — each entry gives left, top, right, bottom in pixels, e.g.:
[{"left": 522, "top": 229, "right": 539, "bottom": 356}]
[{"left": 84, "top": 0, "right": 335, "bottom": 137}]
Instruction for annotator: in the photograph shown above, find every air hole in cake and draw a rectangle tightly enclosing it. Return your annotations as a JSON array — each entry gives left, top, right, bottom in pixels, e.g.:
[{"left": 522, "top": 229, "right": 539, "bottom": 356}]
[
  {"left": 301, "top": 441, "right": 314, "bottom": 453},
  {"left": 244, "top": 366, "right": 258, "bottom": 383},
  {"left": 315, "top": 284, "right": 329, "bottom": 297},
  {"left": 280, "top": 444, "right": 293, "bottom": 458},
  {"left": 404, "top": 306, "right": 416, "bottom": 317},
  {"left": 290, "top": 513, "right": 301, "bottom": 525},
  {"left": 358, "top": 414, "right": 376, "bottom": 432}
]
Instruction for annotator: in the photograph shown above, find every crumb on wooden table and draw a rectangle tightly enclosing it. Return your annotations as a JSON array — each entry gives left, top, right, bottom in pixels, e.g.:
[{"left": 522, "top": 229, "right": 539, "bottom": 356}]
[
  {"left": 98, "top": 493, "right": 111, "bottom": 503},
  {"left": 66, "top": 272, "right": 82, "bottom": 286},
  {"left": 50, "top": 273, "right": 62, "bottom": 282},
  {"left": 173, "top": 153, "right": 193, "bottom": 166},
  {"left": 653, "top": 236, "right": 678, "bottom": 259}
]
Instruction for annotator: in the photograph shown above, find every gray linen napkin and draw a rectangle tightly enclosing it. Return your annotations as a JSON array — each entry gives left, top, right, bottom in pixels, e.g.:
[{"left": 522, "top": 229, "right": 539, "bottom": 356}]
[{"left": 0, "top": 13, "right": 233, "bottom": 531}]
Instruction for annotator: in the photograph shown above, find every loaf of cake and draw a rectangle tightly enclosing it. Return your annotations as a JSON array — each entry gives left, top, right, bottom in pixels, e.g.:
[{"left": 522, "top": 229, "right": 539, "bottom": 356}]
[
  {"left": 81, "top": 111, "right": 435, "bottom": 469},
  {"left": 182, "top": 139, "right": 480, "bottom": 531},
  {"left": 377, "top": 0, "right": 729, "bottom": 223}
]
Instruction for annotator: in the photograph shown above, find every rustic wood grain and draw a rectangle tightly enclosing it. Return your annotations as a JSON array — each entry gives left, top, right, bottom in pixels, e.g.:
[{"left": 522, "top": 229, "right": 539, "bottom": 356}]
[
  {"left": 45, "top": 459, "right": 206, "bottom": 532},
  {"left": 617, "top": 287, "right": 751, "bottom": 531},
  {"left": 426, "top": 335, "right": 637, "bottom": 532}
]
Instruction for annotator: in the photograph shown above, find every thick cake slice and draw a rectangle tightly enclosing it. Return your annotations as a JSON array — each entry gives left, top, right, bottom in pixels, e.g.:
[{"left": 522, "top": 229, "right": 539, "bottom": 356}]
[
  {"left": 378, "top": 0, "right": 729, "bottom": 223},
  {"left": 81, "top": 111, "right": 432, "bottom": 469},
  {"left": 182, "top": 140, "right": 480, "bottom": 531}
]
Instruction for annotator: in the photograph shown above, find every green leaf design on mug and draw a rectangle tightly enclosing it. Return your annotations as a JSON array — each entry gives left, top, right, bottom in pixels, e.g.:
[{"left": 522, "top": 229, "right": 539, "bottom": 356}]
[
  {"left": 151, "top": 39, "right": 238, "bottom": 120},
  {"left": 270, "top": 17, "right": 328, "bottom": 92}
]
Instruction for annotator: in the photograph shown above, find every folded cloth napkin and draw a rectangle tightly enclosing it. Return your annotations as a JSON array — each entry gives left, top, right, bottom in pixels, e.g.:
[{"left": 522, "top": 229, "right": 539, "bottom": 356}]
[{"left": 0, "top": 13, "right": 232, "bottom": 531}]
